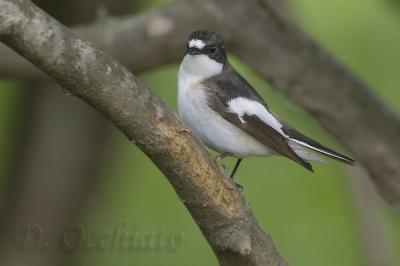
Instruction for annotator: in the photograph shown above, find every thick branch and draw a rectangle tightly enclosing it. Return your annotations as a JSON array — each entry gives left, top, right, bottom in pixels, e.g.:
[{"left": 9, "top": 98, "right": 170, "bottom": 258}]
[
  {"left": 0, "top": 0, "right": 205, "bottom": 80},
  {"left": 0, "top": 0, "right": 399, "bottom": 209},
  {"left": 0, "top": 0, "right": 287, "bottom": 265},
  {"left": 0, "top": 1, "right": 130, "bottom": 264}
]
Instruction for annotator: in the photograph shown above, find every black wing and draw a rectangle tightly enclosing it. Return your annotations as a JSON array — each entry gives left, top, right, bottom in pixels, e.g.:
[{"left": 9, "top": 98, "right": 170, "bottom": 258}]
[
  {"left": 203, "top": 64, "right": 269, "bottom": 108},
  {"left": 204, "top": 66, "right": 313, "bottom": 172}
]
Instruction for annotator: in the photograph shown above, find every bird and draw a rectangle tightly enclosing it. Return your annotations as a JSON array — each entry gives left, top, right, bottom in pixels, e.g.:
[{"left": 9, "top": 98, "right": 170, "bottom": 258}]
[{"left": 177, "top": 30, "right": 355, "bottom": 179}]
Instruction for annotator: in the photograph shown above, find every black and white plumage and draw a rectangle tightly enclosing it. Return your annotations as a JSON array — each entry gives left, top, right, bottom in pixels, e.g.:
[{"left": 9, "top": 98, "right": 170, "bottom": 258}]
[{"left": 178, "top": 30, "right": 355, "bottom": 175}]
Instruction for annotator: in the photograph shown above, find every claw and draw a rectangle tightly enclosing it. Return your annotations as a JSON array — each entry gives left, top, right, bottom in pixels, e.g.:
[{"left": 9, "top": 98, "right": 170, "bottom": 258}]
[
  {"left": 215, "top": 152, "right": 232, "bottom": 161},
  {"left": 234, "top": 182, "right": 244, "bottom": 191}
]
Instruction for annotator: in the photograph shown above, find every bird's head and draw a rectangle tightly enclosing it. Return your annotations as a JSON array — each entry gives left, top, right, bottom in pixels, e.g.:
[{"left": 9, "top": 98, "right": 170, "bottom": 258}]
[
  {"left": 180, "top": 30, "right": 227, "bottom": 78},
  {"left": 186, "top": 30, "right": 227, "bottom": 64}
]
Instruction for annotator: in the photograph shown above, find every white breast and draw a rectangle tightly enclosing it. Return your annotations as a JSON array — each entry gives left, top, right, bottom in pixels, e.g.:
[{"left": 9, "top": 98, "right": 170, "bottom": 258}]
[{"left": 177, "top": 54, "right": 272, "bottom": 158}]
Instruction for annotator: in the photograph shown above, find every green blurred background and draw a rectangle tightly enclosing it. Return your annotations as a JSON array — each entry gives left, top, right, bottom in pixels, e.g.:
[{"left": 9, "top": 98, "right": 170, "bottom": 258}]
[{"left": 0, "top": 0, "right": 400, "bottom": 265}]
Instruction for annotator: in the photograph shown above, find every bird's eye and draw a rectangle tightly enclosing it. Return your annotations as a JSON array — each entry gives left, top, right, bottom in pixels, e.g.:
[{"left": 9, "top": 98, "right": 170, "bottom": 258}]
[{"left": 209, "top": 45, "right": 217, "bottom": 53}]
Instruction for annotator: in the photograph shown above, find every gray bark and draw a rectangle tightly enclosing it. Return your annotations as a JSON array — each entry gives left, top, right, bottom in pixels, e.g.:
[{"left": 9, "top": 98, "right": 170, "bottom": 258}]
[
  {"left": 0, "top": 0, "right": 399, "bottom": 210},
  {"left": 0, "top": 1, "right": 135, "bottom": 265},
  {"left": 0, "top": 0, "right": 287, "bottom": 265}
]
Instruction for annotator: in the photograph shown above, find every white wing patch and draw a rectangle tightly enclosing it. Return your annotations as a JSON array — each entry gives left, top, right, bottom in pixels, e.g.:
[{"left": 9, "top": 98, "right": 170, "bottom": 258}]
[
  {"left": 227, "top": 97, "right": 287, "bottom": 136},
  {"left": 189, "top": 39, "right": 206, "bottom": 49}
]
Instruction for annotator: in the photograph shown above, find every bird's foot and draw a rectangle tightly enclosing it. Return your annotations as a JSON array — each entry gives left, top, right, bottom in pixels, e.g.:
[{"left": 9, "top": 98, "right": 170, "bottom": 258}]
[
  {"left": 234, "top": 182, "right": 244, "bottom": 191},
  {"left": 212, "top": 158, "right": 228, "bottom": 174},
  {"left": 214, "top": 152, "right": 232, "bottom": 162},
  {"left": 213, "top": 152, "right": 231, "bottom": 172},
  {"left": 220, "top": 164, "right": 228, "bottom": 175},
  {"left": 214, "top": 153, "right": 243, "bottom": 190}
]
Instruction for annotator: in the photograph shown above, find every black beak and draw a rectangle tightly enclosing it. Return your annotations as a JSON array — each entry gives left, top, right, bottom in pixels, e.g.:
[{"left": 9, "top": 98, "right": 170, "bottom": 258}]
[{"left": 187, "top": 47, "right": 201, "bottom": 55}]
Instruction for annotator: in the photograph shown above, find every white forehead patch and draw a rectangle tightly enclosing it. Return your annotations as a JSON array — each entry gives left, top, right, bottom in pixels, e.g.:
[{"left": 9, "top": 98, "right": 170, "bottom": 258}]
[{"left": 188, "top": 39, "right": 206, "bottom": 49}]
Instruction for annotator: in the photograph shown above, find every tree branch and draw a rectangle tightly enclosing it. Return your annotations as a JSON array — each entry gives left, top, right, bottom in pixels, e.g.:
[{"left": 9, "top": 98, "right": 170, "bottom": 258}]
[
  {"left": 0, "top": 0, "right": 203, "bottom": 80},
  {"left": 0, "top": 0, "right": 287, "bottom": 265},
  {"left": 0, "top": 0, "right": 399, "bottom": 210},
  {"left": 0, "top": 1, "right": 134, "bottom": 265}
]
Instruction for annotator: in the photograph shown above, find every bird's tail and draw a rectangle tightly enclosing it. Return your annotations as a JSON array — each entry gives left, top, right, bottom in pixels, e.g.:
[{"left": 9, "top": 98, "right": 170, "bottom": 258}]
[{"left": 283, "top": 124, "right": 356, "bottom": 165}]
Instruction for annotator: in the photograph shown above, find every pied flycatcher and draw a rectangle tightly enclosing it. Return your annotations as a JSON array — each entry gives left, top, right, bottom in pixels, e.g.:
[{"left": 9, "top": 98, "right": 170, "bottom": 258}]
[{"left": 178, "top": 30, "right": 355, "bottom": 178}]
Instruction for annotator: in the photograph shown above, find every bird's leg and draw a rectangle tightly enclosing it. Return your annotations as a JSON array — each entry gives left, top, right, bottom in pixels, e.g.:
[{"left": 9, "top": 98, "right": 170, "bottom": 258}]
[
  {"left": 215, "top": 152, "right": 232, "bottom": 161},
  {"left": 230, "top": 159, "right": 242, "bottom": 179},
  {"left": 214, "top": 154, "right": 243, "bottom": 190},
  {"left": 214, "top": 152, "right": 232, "bottom": 173},
  {"left": 230, "top": 159, "right": 243, "bottom": 190}
]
